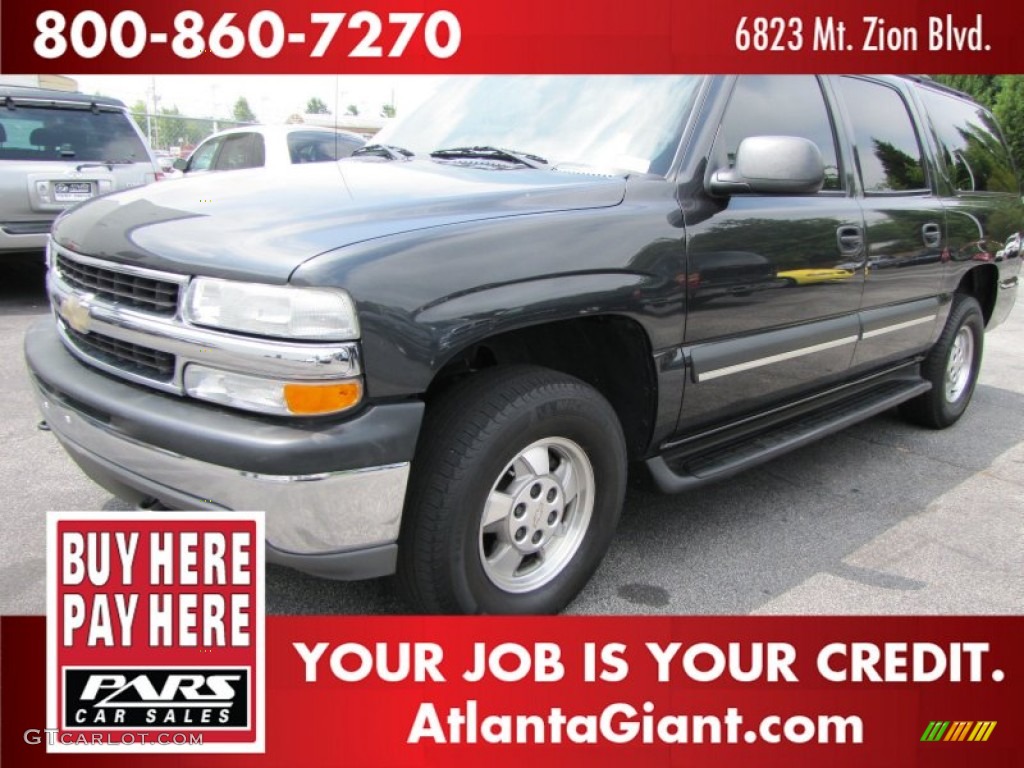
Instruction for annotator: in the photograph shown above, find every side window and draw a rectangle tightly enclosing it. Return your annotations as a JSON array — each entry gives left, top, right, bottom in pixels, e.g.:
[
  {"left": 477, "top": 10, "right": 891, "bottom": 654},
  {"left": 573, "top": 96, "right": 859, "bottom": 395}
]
[
  {"left": 918, "top": 88, "right": 1017, "bottom": 193},
  {"left": 715, "top": 75, "right": 842, "bottom": 191},
  {"left": 187, "top": 138, "right": 220, "bottom": 172},
  {"left": 213, "top": 133, "right": 265, "bottom": 171},
  {"left": 838, "top": 78, "right": 927, "bottom": 193},
  {"left": 250, "top": 133, "right": 266, "bottom": 167},
  {"left": 289, "top": 132, "right": 334, "bottom": 163}
]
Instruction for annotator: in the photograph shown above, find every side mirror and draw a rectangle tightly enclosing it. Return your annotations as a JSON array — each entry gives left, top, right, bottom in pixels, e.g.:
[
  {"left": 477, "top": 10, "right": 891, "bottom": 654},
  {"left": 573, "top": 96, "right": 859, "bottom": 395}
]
[
  {"left": 709, "top": 136, "right": 825, "bottom": 196},
  {"left": 172, "top": 158, "right": 188, "bottom": 171}
]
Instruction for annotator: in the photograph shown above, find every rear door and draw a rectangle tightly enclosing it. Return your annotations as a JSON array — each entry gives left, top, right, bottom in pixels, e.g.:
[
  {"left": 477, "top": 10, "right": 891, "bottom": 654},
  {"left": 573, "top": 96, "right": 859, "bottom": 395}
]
[
  {"left": 832, "top": 76, "right": 949, "bottom": 370},
  {"left": 678, "top": 75, "right": 866, "bottom": 433},
  {"left": 915, "top": 85, "right": 1024, "bottom": 328}
]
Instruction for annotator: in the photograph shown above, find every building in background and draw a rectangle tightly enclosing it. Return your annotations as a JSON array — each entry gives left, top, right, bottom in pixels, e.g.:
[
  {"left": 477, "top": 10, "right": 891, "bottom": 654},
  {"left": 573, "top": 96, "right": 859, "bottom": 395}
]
[{"left": 0, "top": 75, "right": 78, "bottom": 91}]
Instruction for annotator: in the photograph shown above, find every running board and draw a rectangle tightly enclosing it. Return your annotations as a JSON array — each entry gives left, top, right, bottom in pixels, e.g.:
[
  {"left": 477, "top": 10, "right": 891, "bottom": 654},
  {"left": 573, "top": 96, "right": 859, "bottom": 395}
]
[{"left": 646, "top": 378, "right": 931, "bottom": 493}]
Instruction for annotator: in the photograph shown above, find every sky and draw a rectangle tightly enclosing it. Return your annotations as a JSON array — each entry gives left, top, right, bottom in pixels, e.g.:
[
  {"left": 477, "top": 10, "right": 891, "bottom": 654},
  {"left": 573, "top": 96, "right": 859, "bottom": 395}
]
[{"left": 70, "top": 74, "right": 446, "bottom": 123}]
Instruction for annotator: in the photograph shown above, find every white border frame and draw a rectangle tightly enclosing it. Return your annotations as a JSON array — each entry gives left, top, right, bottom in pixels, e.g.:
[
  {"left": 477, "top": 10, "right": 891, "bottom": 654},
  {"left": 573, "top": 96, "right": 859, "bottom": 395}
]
[{"left": 46, "top": 511, "right": 266, "bottom": 754}]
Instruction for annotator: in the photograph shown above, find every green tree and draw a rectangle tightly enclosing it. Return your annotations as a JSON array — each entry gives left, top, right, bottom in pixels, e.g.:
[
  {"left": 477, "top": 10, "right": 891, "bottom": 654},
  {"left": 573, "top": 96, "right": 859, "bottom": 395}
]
[
  {"left": 993, "top": 76, "right": 1024, "bottom": 176},
  {"left": 155, "top": 106, "right": 213, "bottom": 150},
  {"left": 306, "top": 97, "right": 329, "bottom": 114},
  {"left": 934, "top": 75, "right": 1000, "bottom": 108},
  {"left": 381, "top": 103, "right": 396, "bottom": 118},
  {"left": 232, "top": 97, "right": 257, "bottom": 124},
  {"left": 345, "top": 104, "right": 359, "bottom": 116},
  {"left": 129, "top": 100, "right": 148, "bottom": 136}
]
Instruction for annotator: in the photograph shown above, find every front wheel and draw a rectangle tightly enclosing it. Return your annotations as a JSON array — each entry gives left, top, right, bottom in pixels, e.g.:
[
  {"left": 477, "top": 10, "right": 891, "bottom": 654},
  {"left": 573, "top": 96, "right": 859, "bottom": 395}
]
[
  {"left": 397, "top": 366, "right": 627, "bottom": 614},
  {"left": 900, "top": 294, "right": 984, "bottom": 429}
]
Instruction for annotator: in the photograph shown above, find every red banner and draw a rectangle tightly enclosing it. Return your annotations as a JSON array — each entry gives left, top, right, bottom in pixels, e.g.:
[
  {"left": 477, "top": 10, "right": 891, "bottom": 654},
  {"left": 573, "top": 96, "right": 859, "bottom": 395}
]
[
  {"left": 3, "top": 615, "right": 1021, "bottom": 766},
  {"left": 1, "top": 0, "right": 1021, "bottom": 75}
]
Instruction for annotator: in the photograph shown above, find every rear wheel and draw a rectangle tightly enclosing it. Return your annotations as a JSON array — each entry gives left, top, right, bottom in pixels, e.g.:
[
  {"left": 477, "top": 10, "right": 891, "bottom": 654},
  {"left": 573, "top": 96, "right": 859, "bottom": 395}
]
[
  {"left": 398, "top": 366, "right": 627, "bottom": 614},
  {"left": 900, "top": 294, "right": 984, "bottom": 429}
]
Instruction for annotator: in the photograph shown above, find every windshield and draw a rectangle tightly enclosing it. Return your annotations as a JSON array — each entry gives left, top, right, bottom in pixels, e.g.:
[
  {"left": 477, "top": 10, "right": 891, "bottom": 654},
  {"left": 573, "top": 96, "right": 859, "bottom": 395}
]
[
  {"left": 0, "top": 106, "right": 149, "bottom": 163},
  {"left": 376, "top": 76, "right": 704, "bottom": 176}
]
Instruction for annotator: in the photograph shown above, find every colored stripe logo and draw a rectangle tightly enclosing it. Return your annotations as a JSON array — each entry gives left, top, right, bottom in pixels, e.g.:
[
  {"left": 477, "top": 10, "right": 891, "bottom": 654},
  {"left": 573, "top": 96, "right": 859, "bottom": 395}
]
[{"left": 921, "top": 721, "right": 997, "bottom": 742}]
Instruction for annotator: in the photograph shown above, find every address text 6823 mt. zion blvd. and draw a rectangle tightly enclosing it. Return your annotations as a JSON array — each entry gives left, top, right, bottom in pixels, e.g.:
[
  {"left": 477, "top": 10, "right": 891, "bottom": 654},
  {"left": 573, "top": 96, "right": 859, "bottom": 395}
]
[{"left": 734, "top": 14, "right": 988, "bottom": 53}]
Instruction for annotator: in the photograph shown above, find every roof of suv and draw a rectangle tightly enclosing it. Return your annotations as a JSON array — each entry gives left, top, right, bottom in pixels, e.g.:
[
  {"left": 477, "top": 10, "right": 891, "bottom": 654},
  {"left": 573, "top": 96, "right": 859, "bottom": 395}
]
[
  {"left": 896, "top": 75, "right": 973, "bottom": 102},
  {"left": 0, "top": 85, "right": 127, "bottom": 109}
]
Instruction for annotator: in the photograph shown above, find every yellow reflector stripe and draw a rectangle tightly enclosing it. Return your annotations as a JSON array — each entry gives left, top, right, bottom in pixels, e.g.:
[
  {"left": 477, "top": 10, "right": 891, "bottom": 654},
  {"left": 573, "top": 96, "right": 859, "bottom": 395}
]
[{"left": 284, "top": 380, "right": 362, "bottom": 415}]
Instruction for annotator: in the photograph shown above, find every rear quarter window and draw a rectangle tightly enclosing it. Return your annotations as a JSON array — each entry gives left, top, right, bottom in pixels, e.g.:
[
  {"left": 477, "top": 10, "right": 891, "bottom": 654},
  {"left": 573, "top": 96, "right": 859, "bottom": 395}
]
[{"left": 918, "top": 87, "right": 1019, "bottom": 193}]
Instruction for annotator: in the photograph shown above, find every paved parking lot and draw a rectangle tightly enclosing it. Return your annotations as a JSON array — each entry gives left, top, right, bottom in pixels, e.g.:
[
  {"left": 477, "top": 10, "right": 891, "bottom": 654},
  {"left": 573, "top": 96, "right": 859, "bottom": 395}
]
[{"left": 2, "top": 254, "right": 1021, "bottom": 615}]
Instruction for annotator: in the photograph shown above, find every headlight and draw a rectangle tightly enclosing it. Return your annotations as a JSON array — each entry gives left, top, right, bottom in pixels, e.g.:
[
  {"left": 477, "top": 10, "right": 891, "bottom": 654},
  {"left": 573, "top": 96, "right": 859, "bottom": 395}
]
[
  {"left": 184, "top": 364, "right": 362, "bottom": 416},
  {"left": 184, "top": 278, "right": 359, "bottom": 340}
]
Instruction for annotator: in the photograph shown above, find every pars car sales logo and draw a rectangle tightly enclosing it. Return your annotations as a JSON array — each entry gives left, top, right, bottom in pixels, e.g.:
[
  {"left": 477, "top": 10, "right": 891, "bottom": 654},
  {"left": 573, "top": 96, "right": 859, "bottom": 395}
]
[{"left": 46, "top": 512, "right": 265, "bottom": 753}]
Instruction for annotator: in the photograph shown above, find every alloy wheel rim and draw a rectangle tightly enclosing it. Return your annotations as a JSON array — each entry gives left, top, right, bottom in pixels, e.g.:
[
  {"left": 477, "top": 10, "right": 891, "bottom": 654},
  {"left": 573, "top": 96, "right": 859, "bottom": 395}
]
[
  {"left": 944, "top": 326, "right": 974, "bottom": 403},
  {"left": 478, "top": 437, "right": 595, "bottom": 593}
]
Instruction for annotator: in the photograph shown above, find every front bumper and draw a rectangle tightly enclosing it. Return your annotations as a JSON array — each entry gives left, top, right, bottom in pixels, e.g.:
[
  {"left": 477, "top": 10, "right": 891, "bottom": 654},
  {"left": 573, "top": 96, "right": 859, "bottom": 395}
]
[{"left": 25, "top": 318, "right": 424, "bottom": 580}]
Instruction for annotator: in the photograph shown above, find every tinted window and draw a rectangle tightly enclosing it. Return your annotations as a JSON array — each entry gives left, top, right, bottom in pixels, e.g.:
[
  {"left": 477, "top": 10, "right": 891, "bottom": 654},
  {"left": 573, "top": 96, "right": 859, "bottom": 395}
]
[
  {"left": 0, "top": 106, "right": 148, "bottom": 163},
  {"left": 715, "top": 76, "right": 842, "bottom": 191},
  {"left": 288, "top": 131, "right": 361, "bottom": 163},
  {"left": 838, "top": 78, "right": 927, "bottom": 193},
  {"left": 213, "top": 133, "right": 265, "bottom": 171},
  {"left": 187, "top": 138, "right": 220, "bottom": 171},
  {"left": 918, "top": 88, "right": 1017, "bottom": 193}
]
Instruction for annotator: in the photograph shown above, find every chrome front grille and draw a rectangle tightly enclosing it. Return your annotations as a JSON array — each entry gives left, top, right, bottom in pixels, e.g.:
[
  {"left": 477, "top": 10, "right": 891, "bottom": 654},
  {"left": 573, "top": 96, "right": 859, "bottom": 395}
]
[
  {"left": 47, "top": 241, "right": 362, "bottom": 398},
  {"left": 63, "top": 325, "right": 175, "bottom": 381},
  {"left": 55, "top": 252, "right": 180, "bottom": 315}
]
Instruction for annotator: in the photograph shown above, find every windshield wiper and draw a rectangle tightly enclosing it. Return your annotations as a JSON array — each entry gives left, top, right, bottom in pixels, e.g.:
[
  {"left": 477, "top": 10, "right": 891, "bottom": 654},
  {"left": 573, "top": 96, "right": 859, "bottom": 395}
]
[
  {"left": 351, "top": 143, "right": 414, "bottom": 161},
  {"left": 429, "top": 146, "right": 548, "bottom": 169}
]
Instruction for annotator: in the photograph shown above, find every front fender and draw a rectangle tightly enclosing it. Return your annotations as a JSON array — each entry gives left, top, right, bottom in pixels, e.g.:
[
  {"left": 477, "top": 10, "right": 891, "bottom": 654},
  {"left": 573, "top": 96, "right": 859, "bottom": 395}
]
[{"left": 290, "top": 200, "right": 688, "bottom": 398}]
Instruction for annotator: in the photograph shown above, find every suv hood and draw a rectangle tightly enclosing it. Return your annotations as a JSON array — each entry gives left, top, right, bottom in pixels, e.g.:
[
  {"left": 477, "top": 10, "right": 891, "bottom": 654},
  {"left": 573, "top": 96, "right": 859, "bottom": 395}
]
[{"left": 51, "top": 159, "right": 626, "bottom": 282}]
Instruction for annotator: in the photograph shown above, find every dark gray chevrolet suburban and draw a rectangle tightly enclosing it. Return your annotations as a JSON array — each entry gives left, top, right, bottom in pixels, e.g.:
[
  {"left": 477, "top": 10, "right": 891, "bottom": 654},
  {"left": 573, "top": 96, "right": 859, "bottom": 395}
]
[{"left": 24, "top": 76, "right": 1022, "bottom": 614}]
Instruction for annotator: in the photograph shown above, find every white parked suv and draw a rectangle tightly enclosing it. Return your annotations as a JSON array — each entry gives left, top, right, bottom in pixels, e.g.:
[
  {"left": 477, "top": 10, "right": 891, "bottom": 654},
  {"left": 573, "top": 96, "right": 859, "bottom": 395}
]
[
  {"left": 0, "top": 85, "right": 162, "bottom": 256},
  {"left": 173, "top": 124, "right": 365, "bottom": 175}
]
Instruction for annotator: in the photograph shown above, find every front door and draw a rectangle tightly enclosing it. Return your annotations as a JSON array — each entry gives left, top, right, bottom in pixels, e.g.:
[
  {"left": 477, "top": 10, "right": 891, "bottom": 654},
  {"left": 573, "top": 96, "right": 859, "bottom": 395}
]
[{"left": 678, "top": 75, "right": 865, "bottom": 434}]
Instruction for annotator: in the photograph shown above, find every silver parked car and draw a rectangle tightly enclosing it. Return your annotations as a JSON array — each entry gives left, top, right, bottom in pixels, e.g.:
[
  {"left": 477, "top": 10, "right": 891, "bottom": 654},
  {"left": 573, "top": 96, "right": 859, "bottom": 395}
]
[
  {"left": 0, "top": 85, "right": 162, "bottom": 256},
  {"left": 173, "top": 124, "right": 365, "bottom": 175}
]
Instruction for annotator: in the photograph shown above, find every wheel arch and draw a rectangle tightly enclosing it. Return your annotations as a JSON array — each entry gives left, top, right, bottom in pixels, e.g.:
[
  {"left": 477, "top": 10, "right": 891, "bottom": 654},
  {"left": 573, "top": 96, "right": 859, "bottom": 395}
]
[
  {"left": 424, "top": 313, "right": 658, "bottom": 461},
  {"left": 956, "top": 263, "right": 999, "bottom": 326}
]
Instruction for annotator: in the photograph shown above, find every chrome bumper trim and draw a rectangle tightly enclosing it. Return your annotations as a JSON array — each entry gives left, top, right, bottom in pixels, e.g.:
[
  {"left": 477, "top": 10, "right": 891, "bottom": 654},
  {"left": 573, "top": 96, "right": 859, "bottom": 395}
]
[{"left": 34, "top": 383, "right": 409, "bottom": 556}]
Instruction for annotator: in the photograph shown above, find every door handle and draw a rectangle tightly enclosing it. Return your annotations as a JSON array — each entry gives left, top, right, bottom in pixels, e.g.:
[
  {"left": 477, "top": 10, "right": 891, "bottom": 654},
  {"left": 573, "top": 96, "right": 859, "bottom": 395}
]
[
  {"left": 922, "top": 222, "right": 942, "bottom": 248},
  {"left": 836, "top": 225, "right": 863, "bottom": 254}
]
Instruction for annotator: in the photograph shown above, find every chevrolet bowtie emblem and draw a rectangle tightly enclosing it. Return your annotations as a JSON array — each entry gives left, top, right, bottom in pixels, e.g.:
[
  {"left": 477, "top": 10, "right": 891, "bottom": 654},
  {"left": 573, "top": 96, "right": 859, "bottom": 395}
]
[{"left": 59, "top": 294, "right": 92, "bottom": 335}]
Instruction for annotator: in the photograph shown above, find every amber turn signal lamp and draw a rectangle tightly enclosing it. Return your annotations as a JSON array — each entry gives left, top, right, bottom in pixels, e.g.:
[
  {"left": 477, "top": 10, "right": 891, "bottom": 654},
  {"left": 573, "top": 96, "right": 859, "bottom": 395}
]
[{"left": 283, "top": 380, "right": 362, "bottom": 415}]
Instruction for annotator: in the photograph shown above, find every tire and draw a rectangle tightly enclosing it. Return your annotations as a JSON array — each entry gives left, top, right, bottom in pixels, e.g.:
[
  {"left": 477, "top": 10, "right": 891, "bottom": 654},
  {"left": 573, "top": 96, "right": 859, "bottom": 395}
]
[
  {"left": 900, "top": 294, "right": 984, "bottom": 429},
  {"left": 397, "top": 365, "right": 627, "bottom": 614}
]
